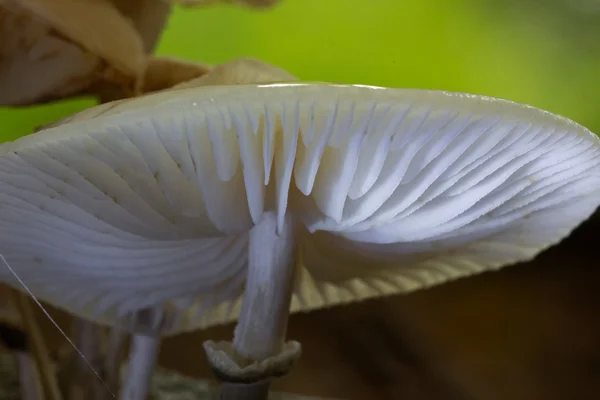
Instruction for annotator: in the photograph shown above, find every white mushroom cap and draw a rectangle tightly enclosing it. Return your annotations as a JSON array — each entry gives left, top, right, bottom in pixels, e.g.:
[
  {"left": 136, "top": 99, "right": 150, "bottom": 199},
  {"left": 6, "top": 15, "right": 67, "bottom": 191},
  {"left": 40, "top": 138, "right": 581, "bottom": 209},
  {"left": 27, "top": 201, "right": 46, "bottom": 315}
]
[
  {"left": 0, "top": 84, "right": 599, "bottom": 335},
  {"left": 141, "top": 56, "right": 213, "bottom": 94}
]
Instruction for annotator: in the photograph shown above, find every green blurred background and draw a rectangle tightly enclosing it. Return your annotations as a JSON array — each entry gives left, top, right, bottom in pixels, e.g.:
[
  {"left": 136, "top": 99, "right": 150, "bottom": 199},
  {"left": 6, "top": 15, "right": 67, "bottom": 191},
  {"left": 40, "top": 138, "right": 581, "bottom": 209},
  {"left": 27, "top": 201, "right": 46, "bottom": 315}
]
[{"left": 2, "top": 0, "right": 600, "bottom": 141}]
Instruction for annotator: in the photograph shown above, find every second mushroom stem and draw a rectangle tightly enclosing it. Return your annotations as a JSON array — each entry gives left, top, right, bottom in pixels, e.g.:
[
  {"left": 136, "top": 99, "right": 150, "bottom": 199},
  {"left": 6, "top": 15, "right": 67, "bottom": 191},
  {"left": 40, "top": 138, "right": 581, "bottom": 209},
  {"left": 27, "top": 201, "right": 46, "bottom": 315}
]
[
  {"left": 119, "top": 334, "right": 160, "bottom": 400},
  {"left": 104, "top": 327, "right": 127, "bottom": 396}
]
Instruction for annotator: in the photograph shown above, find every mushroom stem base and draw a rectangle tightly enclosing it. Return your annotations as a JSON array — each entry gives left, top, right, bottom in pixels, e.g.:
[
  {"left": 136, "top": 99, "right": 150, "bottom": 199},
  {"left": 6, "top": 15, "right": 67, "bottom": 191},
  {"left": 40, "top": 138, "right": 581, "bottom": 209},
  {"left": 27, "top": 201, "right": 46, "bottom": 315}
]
[
  {"left": 105, "top": 328, "right": 127, "bottom": 396},
  {"left": 203, "top": 340, "right": 301, "bottom": 400},
  {"left": 119, "top": 334, "right": 160, "bottom": 400}
]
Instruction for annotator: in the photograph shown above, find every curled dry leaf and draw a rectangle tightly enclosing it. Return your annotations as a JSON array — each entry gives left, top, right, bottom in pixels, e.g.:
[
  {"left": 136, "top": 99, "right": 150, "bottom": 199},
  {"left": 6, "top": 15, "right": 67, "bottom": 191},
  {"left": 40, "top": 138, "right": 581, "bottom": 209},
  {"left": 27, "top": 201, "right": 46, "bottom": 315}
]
[
  {"left": 143, "top": 57, "right": 296, "bottom": 94},
  {"left": 110, "top": 0, "right": 172, "bottom": 53},
  {"left": 142, "top": 56, "right": 212, "bottom": 94},
  {"left": 34, "top": 57, "right": 290, "bottom": 131},
  {"left": 88, "top": 0, "right": 176, "bottom": 103},
  {"left": 172, "top": 57, "right": 296, "bottom": 89},
  {"left": 0, "top": 0, "right": 147, "bottom": 106}
]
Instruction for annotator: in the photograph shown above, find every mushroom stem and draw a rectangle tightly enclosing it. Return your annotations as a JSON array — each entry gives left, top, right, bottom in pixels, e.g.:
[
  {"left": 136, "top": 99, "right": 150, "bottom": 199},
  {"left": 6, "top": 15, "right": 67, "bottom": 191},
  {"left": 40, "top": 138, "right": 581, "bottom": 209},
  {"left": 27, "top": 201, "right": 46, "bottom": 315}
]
[
  {"left": 233, "top": 212, "right": 297, "bottom": 360},
  {"left": 15, "top": 351, "right": 44, "bottom": 400},
  {"left": 104, "top": 328, "right": 127, "bottom": 396},
  {"left": 204, "top": 212, "right": 302, "bottom": 400},
  {"left": 119, "top": 334, "right": 160, "bottom": 400}
]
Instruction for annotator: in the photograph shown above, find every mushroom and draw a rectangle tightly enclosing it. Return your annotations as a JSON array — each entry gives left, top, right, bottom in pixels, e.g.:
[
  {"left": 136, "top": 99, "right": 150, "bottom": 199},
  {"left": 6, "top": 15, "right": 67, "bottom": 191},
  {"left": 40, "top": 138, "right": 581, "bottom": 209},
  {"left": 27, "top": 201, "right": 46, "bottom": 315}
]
[
  {"left": 141, "top": 56, "right": 212, "bottom": 94},
  {"left": 1, "top": 58, "right": 297, "bottom": 400},
  {"left": 0, "top": 76, "right": 599, "bottom": 400},
  {"left": 0, "top": 0, "right": 172, "bottom": 106}
]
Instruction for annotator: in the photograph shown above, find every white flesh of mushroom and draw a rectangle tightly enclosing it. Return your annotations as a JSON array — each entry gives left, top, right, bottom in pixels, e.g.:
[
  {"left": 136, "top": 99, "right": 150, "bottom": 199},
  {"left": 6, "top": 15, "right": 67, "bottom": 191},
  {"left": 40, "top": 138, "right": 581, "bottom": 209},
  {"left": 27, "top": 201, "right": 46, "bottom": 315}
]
[{"left": 0, "top": 84, "right": 600, "bottom": 399}]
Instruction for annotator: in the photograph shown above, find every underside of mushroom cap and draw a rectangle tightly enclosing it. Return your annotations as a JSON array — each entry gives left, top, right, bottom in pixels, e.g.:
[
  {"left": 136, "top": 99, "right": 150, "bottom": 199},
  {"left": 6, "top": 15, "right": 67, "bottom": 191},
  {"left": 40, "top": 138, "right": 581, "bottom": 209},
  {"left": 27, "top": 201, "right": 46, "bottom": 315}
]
[
  {"left": 141, "top": 56, "right": 213, "bottom": 94},
  {"left": 0, "top": 84, "right": 599, "bottom": 334}
]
